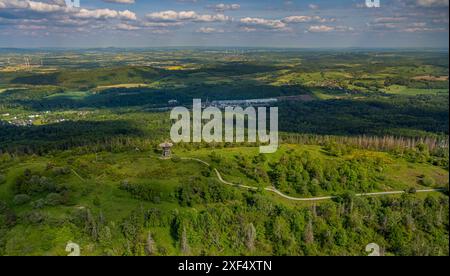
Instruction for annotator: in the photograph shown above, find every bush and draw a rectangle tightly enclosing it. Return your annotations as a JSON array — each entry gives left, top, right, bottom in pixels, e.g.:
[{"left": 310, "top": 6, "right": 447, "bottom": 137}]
[
  {"left": 171, "top": 156, "right": 181, "bottom": 163},
  {"left": 177, "top": 177, "right": 238, "bottom": 206},
  {"left": 13, "top": 194, "right": 31, "bottom": 205},
  {"left": 52, "top": 167, "right": 71, "bottom": 176},
  {"left": 0, "top": 174, "right": 5, "bottom": 185},
  {"left": 31, "top": 199, "right": 45, "bottom": 209},
  {"left": 120, "top": 181, "right": 172, "bottom": 203},
  {"left": 13, "top": 172, "right": 55, "bottom": 195},
  {"left": 93, "top": 195, "right": 101, "bottom": 206},
  {"left": 120, "top": 180, "right": 130, "bottom": 190},
  {"left": 420, "top": 176, "right": 435, "bottom": 187},
  {"left": 45, "top": 193, "right": 63, "bottom": 206},
  {"left": 0, "top": 200, "right": 7, "bottom": 213},
  {"left": 24, "top": 211, "right": 45, "bottom": 224}
]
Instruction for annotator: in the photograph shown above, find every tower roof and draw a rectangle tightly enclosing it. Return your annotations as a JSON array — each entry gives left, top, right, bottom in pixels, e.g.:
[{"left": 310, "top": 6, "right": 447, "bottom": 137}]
[{"left": 159, "top": 142, "right": 173, "bottom": 148}]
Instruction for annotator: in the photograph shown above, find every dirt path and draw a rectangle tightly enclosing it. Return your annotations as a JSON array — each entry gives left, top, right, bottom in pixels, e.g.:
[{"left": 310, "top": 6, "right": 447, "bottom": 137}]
[{"left": 180, "top": 157, "right": 445, "bottom": 202}]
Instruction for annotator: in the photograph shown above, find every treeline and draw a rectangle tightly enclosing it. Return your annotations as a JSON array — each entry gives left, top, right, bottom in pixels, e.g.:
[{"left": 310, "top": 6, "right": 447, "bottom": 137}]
[
  {"left": 282, "top": 135, "right": 449, "bottom": 169},
  {"left": 281, "top": 134, "right": 449, "bottom": 155},
  {"left": 278, "top": 94, "right": 449, "bottom": 138},
  {"left": 282, "top": 135, "right": 449, "bottom": 170},
  {"left": 0, "top": 120, "right": 146, "bottom": 155},
  {"left": 385, "top": 76, "right": 449, "bottom": 89},
  {"left": 1, "top": 126, "right": 447, "bottom": 171}
]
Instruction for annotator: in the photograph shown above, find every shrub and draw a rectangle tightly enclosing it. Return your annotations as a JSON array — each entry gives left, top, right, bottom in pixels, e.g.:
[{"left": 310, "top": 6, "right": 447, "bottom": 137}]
[
  {"left": 45, "top": 193, "right": 63, "bottom": 206},
  {"left": 13, "top": 171, "right": 56, "bottom": 195},
  {"left": 0, "top": 200, "right": 7, "bottom": 213},
  {"left": 420, "top": 176, "right": 435, "bottom": 187},
  {"left": 31, "top": 199, "right": 45, "bottom": 209},
  {"left": 0, "top": 174, "right": 5, "bottom": 185},
  {"left": 120, "top": 180, "right": 130, "bottom": 190},
  {"left": 13, "top": 194, "right": 31, "bottom": 205},
  {"left": 93, "top": 195, "right": 101, "bottom": 206},
  {"left": 171, "top": 156, "right": 181, "bottom": 163},
  {"left": 25, "top": 211, "right": 45, "bottom": 224},
  {"left": 52, "top": 167, "right": 71, "bottom": 176}
]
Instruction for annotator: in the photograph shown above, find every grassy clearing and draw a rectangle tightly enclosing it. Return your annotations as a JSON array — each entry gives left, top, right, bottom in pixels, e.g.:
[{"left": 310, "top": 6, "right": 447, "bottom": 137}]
[
  {"left": 45, "top": 91, "right": 90, "bottom": 101},
  {"left": 383, "top": 85, "right": 448, "bottom": 95}
]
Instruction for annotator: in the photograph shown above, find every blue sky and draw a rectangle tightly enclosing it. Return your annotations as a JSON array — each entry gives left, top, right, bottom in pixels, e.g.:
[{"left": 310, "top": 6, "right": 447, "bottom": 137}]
[{"left": 0, "top": 0, "right": 448, "bottom": 48}]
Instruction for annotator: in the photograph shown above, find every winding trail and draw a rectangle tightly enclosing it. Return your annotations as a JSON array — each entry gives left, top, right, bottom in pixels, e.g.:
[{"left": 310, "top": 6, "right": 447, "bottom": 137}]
[{"left": 180, "top": 157, "right": 445, "bottom": 202}]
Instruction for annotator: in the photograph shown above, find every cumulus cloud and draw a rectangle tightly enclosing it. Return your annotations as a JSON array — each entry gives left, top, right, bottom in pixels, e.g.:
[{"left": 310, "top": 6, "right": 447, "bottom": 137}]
[
  {"left": 366, "top": 7, "right": 448, "bottom": 34},
  {"left": 146, "top": 10, "right": 230, "bottom": 22},
  {"left": 0, "top": 0, "right": 137, "bottom": 20},
  {"left": 74, "top": 8, "right": 136, "bottom": 20},
  {"left": 0, "top": 0, "right": 448, "bottom": 45},
  {"left": 416, "top": 0, "right": 449, "bottom": 7},
  {"left": 307, "top": 25, "right": 334, "bottom": 32},
  {"left": 282, "top": 15, "right": 335, "bottom": 23},
  {"left": 0, "top": 0, "right": 141, "bottom": 38},
  {"left": 373, "top": 17, "right": 407, "bottom": 23},
  {"left": 239, "top": 17, "right": 287, "bottom": 30},
  {"left": 116, "top": 22, "right": 140, "bottom": 30},
  {"left": 207, "top": 3, "right": 240, "bottom": 12},
  {"left": 404, "top": 26, "right": 446, "bottom": 31},
  {"left": 197, "top": 27, "right": 224, "bottom": 33},
  {"left": 0, "top": 0, "right": 63, "bottom": 12},
  {"left": 307, "top": 25, "right": 354, "bottom": 33}
]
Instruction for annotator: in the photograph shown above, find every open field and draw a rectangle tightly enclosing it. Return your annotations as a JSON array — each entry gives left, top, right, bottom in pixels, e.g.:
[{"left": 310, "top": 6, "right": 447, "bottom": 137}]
[{"left": 383, "top": 85, "right": 448, "bottom": 95}]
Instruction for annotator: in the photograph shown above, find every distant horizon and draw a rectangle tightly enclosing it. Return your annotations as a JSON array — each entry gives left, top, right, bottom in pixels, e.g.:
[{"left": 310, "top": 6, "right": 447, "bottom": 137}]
[{"left": 0, "top": 46, "right": 448, "bottom": 51}]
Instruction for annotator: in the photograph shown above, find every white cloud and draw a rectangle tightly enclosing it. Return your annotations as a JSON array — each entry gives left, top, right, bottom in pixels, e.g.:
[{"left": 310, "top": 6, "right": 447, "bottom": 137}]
[
  {"left": 307, "top": 25, "right": 334, "bottom": 32},
  {"left": 282, "top": 15, "right": 334, "bottom": 23},
  {"left": 416, "top": 0, "right": 449, "bottom": 7},
  {"left": 412, "top": 22, "right": 427, "bottom": 27},
  {"left": 103, "top": 0, "right": 135, "bottom": 4},
  {"left": 239, "top": 17, "right": 287, "bottom": 29},
  {"left": 146, "top": 10, "right": 230, "bottom": 22},
  {"left": 69, "top": 8, "right": 136, "bottom": 20},
  {"left": 118, "top": 10, "right": 137, "bottom": 20},
  {"left": 208, "top": 3, "right": 240, "bottom": 12},
  {"left": 0, "top": 0, "right": 63, "bottom": 12},
  {"left": 0, "top": 0, "right": 139, "bottom": 37},
  {"left": 373, "top": 17, "right": 407, "bottom": 23},
  {"left": 306, "top": 25, "right": 353, "bottom": 33},
  {"left": 0, "top": 0, "right": 137, "bottom": 20},
  {"left": 116, "top": 22, "right": 140, "bottom": 30},
  {"left": 197, "top": 27, "right": 224, "bottom": 33},
  {"left": 404, "top": 26, "right": 446, "bottom": 32}
]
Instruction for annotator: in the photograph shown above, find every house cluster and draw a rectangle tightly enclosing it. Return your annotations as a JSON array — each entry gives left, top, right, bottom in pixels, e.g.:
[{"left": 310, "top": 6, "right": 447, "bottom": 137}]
[
  {"left": 0, "top": 111, "right": 70, "bottom": 127},
  {"left": 207, "top": 98, "right": 278, "bottom": 108},
  {"left": 2, "top": 113, "right": 41, "bottom": 126},
  {"left": 5, "top": 118, "right": 34, "bottom": 127}
]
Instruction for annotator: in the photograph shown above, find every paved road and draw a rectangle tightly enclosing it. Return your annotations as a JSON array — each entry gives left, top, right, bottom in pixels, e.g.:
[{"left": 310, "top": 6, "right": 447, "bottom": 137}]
[{"left": 181, "top": 157, "right": 445, "bottom": 202}]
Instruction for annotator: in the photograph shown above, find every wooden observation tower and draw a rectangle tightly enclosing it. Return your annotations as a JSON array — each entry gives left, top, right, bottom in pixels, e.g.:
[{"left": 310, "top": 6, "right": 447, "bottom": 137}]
[{"left": 159, "top": 142, "right": 174, "bottom": 159}]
